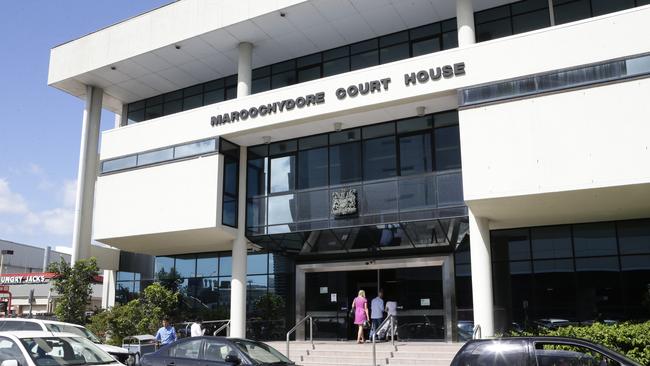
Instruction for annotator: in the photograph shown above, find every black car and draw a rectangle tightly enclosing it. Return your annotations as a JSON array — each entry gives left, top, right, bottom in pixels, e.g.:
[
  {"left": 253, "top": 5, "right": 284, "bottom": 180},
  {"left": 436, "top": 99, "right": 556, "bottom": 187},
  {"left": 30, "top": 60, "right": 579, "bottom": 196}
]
[
  {"left": 140, "top": 336, "right": 295, "bottom": 366},
  {"left": 450, "top": 337, "right": 642, "bottom": 366}
]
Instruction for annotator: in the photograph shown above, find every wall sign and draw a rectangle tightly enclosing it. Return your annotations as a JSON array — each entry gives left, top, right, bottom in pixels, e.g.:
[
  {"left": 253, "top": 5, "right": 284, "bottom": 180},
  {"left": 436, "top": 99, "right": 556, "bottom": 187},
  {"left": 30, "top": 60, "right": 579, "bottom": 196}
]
[
  {"left": 0, "top": 272, "right": 57, "bottom": 285},
  {"left": 210, "top": 62, "right": 466, "bottom": 127},
  {"left": 332, "top": 189, "right": 358, "bottom": 217}
]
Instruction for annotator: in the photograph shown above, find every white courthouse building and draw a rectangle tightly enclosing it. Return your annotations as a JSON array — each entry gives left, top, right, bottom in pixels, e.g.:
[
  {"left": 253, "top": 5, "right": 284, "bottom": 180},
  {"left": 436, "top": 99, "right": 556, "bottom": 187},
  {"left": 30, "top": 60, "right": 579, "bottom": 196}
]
[{"left": 48, "top": 0, "right": 650, "bottom": 341}]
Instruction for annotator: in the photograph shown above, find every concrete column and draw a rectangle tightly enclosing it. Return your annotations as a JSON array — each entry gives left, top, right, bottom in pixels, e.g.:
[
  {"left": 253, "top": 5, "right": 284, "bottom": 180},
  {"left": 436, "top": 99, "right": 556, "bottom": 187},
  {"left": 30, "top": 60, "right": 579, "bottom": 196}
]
[
  {"left": 456, "top": 0, "right": 476, "bottom": 47},
  {"left": 469, "top": 208, "right": 494, "bottom": 338},
  {"left": 114, "top": 113, "right": 122, "bottom": 129},
  {"left": 442, "top": 255, "right": 458, "bottom": 342},
  {"left": 42, "top": 246, "right": 51, "bottom": 272},
  {"left": 71, "top": 86, "right": 103, "bottom": 264},
  {"left": 237, "top": 42, "right": 253, "bottom": 97},
  {"left": 229, "top": 146, "right": 248, "bottom": 338},
  {"left": 101, "top": 270, "right": 116, "bottom": 309}
]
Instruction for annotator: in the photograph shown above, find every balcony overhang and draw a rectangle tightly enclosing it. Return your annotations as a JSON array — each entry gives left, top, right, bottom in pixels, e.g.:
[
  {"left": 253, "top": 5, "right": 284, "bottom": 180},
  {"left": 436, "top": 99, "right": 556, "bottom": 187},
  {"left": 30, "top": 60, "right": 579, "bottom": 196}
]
[{"left": 47, "top": 0, "right": 513, "bottom": 113}]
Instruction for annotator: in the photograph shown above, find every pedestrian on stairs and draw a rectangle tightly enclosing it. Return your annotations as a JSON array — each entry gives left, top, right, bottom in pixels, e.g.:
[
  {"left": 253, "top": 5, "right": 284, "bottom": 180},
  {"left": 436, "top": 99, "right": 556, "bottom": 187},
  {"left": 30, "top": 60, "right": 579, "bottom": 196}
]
[
  {"left": 370, "top": 289, "right": 384, "bottom": 340},
  {"left": 351, "top": 289, "right": 370, "bottom": 344}
]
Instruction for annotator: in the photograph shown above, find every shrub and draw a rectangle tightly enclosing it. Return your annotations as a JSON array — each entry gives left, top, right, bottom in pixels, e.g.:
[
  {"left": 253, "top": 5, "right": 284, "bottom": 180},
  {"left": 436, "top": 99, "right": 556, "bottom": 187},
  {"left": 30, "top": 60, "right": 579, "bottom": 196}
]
[{"left": 507, "top": 321, "right": 650, "bottom": 365}]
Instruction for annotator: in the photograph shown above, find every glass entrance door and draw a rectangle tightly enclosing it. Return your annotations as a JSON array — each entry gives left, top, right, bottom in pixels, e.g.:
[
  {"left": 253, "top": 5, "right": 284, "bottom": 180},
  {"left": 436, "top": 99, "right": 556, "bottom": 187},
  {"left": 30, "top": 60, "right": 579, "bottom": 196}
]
[{"left": 305, "top": 265, "right": 445, "bottom": 340}]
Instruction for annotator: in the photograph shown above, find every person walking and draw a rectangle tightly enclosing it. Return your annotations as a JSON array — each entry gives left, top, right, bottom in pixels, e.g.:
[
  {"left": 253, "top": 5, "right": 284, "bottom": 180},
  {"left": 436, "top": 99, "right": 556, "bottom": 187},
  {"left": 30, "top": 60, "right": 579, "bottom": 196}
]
[
  {"left": 351, "top": 289, "right": 370, "bottom": 343},
  {"left": 190, "top": 317, "right": 204, "bottom": 337},
  {"left": 385, "top": 300, "right": 398, "bottom": 341},
  {"left": 155, "top": 316, "right": 177, "bottom": 346},
  {"left": 370, "top": 289, "right": 384, "bottom": 340}
]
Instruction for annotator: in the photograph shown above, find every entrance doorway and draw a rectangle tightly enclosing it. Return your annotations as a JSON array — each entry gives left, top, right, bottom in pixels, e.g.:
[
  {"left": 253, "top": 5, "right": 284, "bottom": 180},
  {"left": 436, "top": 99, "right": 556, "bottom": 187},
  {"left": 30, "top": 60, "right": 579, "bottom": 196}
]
[{"left": 296, "top": 256, "right": 456, "bottom": 341}]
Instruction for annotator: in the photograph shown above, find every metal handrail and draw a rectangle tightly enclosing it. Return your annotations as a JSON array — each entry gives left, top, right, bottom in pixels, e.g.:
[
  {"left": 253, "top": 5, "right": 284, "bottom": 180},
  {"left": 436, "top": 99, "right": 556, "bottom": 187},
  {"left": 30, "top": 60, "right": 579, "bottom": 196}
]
[
  {"left": 372, "top": 315, "right": 396, "bottom": 366},
  {"left": 178, "top": 319, "right": 230, "bottom": 338},
  {"left": 286, "top": 315, "right": 313, "bottom": 360},
  {"left": 473, "top": 324, "right": 481, "bottom": 339},
  {"left": 214, "top": 320, "right": 231, "bottom": 337}
]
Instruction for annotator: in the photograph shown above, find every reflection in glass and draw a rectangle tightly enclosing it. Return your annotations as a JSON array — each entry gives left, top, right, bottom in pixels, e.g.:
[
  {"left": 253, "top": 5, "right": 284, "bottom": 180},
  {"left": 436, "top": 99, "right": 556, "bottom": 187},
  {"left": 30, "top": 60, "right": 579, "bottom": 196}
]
[
  {"left": 329, "top": 142, "right": 362, "bottom": 185},
  {"left": 399, "top": 133, "right": 432, "bottom": 176},
  {"left": 398, "top": 175, "right": 436, "bottom": 211},
  {"left": 617, "top": 219, "right": 650, "bottom": 255},
  {"left": 174, "top": 139, "right": 216, "bottom": 159},
  {"left": 196, "top": 256, "right": 218, "bottom": 277},
  {"left": 102, "top": 156, "right": 137, "bottom": 173},
  {"left": 573, "top": 222, "right": 617, "bottom": 257},
  {"left": 138, "top": 148, "right": 173, "bottom": 166},
  {"left": 531, "top": 226, "right": 573, "bottom": 259},
  {"left": 363, "top": 136, "right": 397, "bottom": 180},
  {"left": 434, "top": 126, "right": 461, "bottom": 170},
  {"left": 219, "top": 256, "right": 232, "bottom": 277},
  {"left": 297, "top": 189, "right": 329, "bottom": 221},
  {"left": 247, "top": 158, "right": 268, "bottom": 197},
  {"left": 270, "top": 156, "right": 296, "bottom": 193},
  {"left": 298, "top": 147, "right": 328, "bottom": 189},
  {"left": 268, "top": 194, "right": 296, "bottom": 225},
  {"left": 174, "top": 256, "right": 196, "bottom": 278},
  {"left": 247, "top": 254, "right": 268, "bottom": 275},
  {"left": 363, "top": 181, "right": 398, "bottom": 214}
]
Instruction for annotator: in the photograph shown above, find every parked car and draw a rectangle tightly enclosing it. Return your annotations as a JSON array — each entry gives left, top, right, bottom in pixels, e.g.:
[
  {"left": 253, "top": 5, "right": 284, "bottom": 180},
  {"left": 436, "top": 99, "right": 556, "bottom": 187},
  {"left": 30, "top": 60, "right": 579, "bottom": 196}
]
[
  {"left": 0, "top": 318, "right": 134, "bottom": 365},
  {"left": 140, "top": 336, "right": 295, "bottom": 366},
  {"left": 533, "top": 318, "right": 573, "bottom": 329},
  {"left": 0, "top": 331, "right": 124, "bottom": 366},
  {"left": 450, "top": 336, "right": 642, "bottom": 366}
]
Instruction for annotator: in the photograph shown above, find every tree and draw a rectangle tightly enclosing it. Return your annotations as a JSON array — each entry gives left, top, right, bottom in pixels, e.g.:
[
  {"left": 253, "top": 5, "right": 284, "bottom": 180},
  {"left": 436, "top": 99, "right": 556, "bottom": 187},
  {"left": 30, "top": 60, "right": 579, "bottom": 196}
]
[{"left": 48, "top": 257, "right": 99, "bottom": 324}]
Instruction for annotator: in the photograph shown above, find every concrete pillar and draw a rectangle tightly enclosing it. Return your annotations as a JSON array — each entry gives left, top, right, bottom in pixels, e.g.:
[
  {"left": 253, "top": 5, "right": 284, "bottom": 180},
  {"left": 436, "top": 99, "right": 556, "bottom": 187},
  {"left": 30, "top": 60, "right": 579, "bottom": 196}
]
[
  {"left": 469, "top": 208, "right": 494, "bottom": 338},
  {"left": 42, "top": 246, "right": 51, "bottom": 272},
  {"left": 101, "top": 270, "right": 116, "bottom": 309},
  {"left": 71, "top": 86, "right": 103, "bottom": 264},
  {"left": 237, "top": 42, "right": 253, "bottom": 97},
  {"left": 456, "top": 0, "right": 476, "bottom": 47},
  {"left": 114, "top": 113, "right": 122, "bottom": 129},
  {"left": 229, "top": 146, "right": 248, "bottom": 338}
]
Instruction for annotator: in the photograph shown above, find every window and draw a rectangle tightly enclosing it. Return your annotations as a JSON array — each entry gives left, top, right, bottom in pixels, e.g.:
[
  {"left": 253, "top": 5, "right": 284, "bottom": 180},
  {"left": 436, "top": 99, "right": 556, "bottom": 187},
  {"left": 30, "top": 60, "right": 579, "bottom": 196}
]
[
  {"left": 399, "top": 132, "right": 432, "bottom": 176},
  {"left": 0, "top": 337, "right": 27, "bottom": 365},
  {"left": 363, "top": 136, "right": 397, "bottom": 180},
  {"left": 222, "top": 154, "right": 239, "bottom": 227},
  {"left": 459, "top": 340, "right": 529, "bottom": 366},
  {"left": 169, "top": 339, "right": 202, "bottom": 359},
  {"left": 534, "top": 342, "right": 622, "bottom": 366},
  {"left": 0, "top": 321, "right": 42, "bottom": 331},
  {"left": 298, "top": 147, "right": 328, "bottom": 189},
  {"left": 270, "top": 155, "right": 296, "bottom": 193},
  {"left": 329, "top": 142, "right": 362, "bottom": 185},
  {"left": 202, "top": 339, "right": 234, "bottom": 362}
]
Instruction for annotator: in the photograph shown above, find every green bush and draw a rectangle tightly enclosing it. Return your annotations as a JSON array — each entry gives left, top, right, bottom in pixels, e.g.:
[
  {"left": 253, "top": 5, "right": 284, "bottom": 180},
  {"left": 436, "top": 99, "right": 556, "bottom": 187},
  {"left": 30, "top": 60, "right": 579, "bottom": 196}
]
[{"left": 507, "top": 321, "right": 650, "bottom": 365}]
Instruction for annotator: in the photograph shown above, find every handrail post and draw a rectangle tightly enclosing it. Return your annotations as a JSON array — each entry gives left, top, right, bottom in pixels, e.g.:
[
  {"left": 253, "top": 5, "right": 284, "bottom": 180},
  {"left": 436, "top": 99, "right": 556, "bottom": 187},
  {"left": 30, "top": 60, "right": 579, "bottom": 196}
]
[
  {"left": 309, "top": 316, "right": 314, "bottom": 349},
  {"left": 390, "top": 315, "right": 395, "bottom": 346}
]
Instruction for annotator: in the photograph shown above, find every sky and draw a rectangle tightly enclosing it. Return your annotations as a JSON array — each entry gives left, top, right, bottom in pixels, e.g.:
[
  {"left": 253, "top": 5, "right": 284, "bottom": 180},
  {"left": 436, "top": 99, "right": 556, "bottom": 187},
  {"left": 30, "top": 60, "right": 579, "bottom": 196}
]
[{"left": 0, "top": 0, "right": 172, "bottom": 249}]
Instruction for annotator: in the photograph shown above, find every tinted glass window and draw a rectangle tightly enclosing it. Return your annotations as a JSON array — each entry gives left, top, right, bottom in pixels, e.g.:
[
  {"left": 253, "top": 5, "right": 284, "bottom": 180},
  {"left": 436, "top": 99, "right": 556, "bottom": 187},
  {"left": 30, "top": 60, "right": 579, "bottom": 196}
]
[
  {"left": 298, "top": 147, "right": 328, "bottom": 189},
  {"left": 298, "top": 66, "right": 321, "bottom": 83},
  {"left": 169, "top": 339, "right": 203, "bottom": 359},
  {"left": 572, "top": 222, "right": 618, "bottom": 257},
  {"left": 399, "top": 133, "right": 432, "bottom": 176},
  {"left": 219, "top": 256, "right": 232, "bottom": 276},
  {"left": 272, "top": 71, "right": 296, "bottom": 88},
  {"left": 0, "top": 321, "right": 42, "bottom": 331},
  {"left": 102, "top": 156, "right": 137, "bottom": 173},
  {"left": 591, "top": 0, "right": 635, "bottom": 16},
  {"left": 492, "top": 229, "right": 531, "bottom": 261},
  {"left": 196, "top": 256, "right": 218, "bottom": 277},
  {"left": 329, "top": 142, "right": 362, "bottom": 185},
  {"left": 412, "top": 37, "right": 441, "bottom": 57},
  {"left": 0, "top": 336, "right": 28, "bottom": 364},
  {"left": 183, "top": 94, "right": 203, "bottom": 110},
  {"left": 202, "top": 339, "right": 234, "bottom": 361},
  {"left": 247, "top": 158, "right": 268, "bottom": 197},
  {"left": 380, "top": 43, "right": 410, "bottom": 64},
  {"left": 175, "top": 256, "right": 196, "bottom": 278},
  {"left": 174, "top": 139, "right": 216, "bottom": 159},
  {"left": 434, "top": 125, "right": 461, "bottom": 170},
  {"left": 138, "top": 148, "right": 173, "bottom": 166},
  {"left": 534, "top": 342, "right": 621, "bottom": 366},
  {"left": 247, "top": 254, "right": 268, "bottom": 275},
  {"left": 553, "top": 0, "right": 591, "bottom": 24},
  {"left": 531, "top": 226, "right": 573, "bottom": 259},
  {"left": 351, "top": 50, "right": 379, "bottom": 71},
  {"left": 617, "top": 219, "right": 650, "bottom": 254},
  {"left": 363, "top": 136, "right": 397, "bottom": 180},
  {"left": 323, "top": 58, "right": 350, "bottom": 77}
]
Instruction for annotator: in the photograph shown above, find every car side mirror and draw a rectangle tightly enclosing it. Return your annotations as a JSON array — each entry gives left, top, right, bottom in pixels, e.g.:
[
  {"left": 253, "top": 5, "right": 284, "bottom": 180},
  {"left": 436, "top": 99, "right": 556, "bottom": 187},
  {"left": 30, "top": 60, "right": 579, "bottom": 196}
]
[
  {"left": 1, "top": 360, "right": 19, "bottom": 366},
  {"left": 225, "top": 352, "right": 241, "bottom": 365}
]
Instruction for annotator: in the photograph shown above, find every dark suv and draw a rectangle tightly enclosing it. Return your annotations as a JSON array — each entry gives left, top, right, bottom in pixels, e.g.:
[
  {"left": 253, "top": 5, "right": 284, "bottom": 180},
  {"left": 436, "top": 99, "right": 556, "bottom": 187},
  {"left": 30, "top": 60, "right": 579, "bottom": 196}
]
[{"left": 450, "top": 337, "right": 642, "bottom": 366}]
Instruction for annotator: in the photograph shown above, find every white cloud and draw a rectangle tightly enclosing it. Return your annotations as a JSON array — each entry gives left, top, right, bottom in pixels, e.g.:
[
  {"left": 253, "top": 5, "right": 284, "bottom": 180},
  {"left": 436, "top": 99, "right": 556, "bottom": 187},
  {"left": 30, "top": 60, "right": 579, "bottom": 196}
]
[
  {"left": 0, "top": 178, "right": 29, "bottom": 214},
  {"left": 62, "top": 180, "right": 77, "bottom": 208},
  {"left": 37, "top": 208, "right": 75, "bottom": 236}
]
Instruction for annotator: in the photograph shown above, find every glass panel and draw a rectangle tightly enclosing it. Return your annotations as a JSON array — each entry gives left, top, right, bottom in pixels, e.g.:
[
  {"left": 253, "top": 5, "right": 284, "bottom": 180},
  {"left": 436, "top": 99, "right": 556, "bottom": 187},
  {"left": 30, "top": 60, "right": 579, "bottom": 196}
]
[
  {"left": 268, "top": 194, "right": 296, "bottom": 225},
  {"left": 204, "top": 79, "right": 224, "bottom": 91},
  {"left": 476, "top": 18, "right": 512, "bottom": 42},
  {"left": 442, "top": 30, "right": 458, "bottom": 49},
  {"left": 379, "top": 31, "right": 408, "bottom": 47},
  {"left": 465, "top": 340, "right": 528, "bottom": 366},
  {"left": 269, "top": 140, "right": 297, "bottom": 155},
  {"left": 620, "top": 254, "right": 650, "bottom": 270},
  {"left": 572, "top": 222, "right": 618, "bottom": 257},
  {"left": 398, "top": 175, "right": 436, "bottom": 211},
  {"left": 219, "top": 256, "right": 232, "bottom": 276},
  {"left": 329, "top": 142, "right": 362, "bottom": 185},
  {"left": 164, "top": 90, "right": 183, "bottom": 102},
  {"left": 117, "top": 272, "right": 135, "bottom": 281},
  {"left": 272, "top": 60, "right": 295, "bottom": 74},
  {"left": 363, "top": 136, "right": 397, "bottom": 180},
  {"left": 204, "top": 88, "right": 225, "bottom": 104},
  {"left": 475, "top": 5, "right": 511, "bottom": 23},
  {"left": 102, "top": 155, "right": 137, "bottom": 173},
  {"left": 323, "top": 46, "right": 349, "bottom": 61},
  {"left": 155, "top": 256, "right": 175, "bottom": 277},
  {"left": 436, "top": 171, "right": 464, "bottom": 207},
  {"left": 323, "top": 58, "right": 350, "bottom": 77},
  {"left": 127, "top": 109, "right": 145, "bottom": 124},
  {"left": 298, "top": 66, "right": 321, "bottom": 83},
  {"left": 575, "top": 256, "right": 619, "bottom": 271},
  {"left": 411, "top": 37, "right": 441, "bottom": 57},
  {"left": 297, "top": 189, "right": 329, "bottom": 221},
  {"left": 298, "top": 147, "right": 328, "bottom": 189},
  {"left": 591, "top": 0, "right": 635, "bottom": 16},
  {"left": 137, "top": 148, "right": 173, "bottom": 166},
  {"left": 618, "top": 219, "right": 650, "bottom": 254},
  {"left": 271, "top": 70, "right": 296, "bottom": 88},
  {"left": 491, "top": 229, "right": 531, "bottom": 261},
  {"left": 531, "top": 226, "right": 573, "bottom": 259},
  {"left": 553, "top": 0, "right": 591, "bottom": 25},
  {"left": 196, "top": 256, "right": 218, "bottom": 277},
  {"left": 299, "top": 134, "right": 328, "bottom": 150},
  {"left": 128, "top": 100, "right": 145, "bottom": 112},
  {"left": 512, "top": 0, "right": 549, "bottom": 14},
  {"left": 163, "top": 99, "right": 183, "bottom": 115},
  {"left": 399, "top": 132, "right": 432, "bottom": 176},
  {"left": 247, "top": 197, "right": 267, "bottom": 228},
  {"left": 174, "top": 139, "right": 216, "bottom": 159},
  {"left": 397, "top": 116, "right": 433, "bottom": 133},
  {"left": 196, "top": 277, "right": 220, "bottom": 309},
  {"left": 351, "top": 50, "right": 379, "bottom": 71},
  {"left": 362, "top": 181, "right": 398, "bottom": 214},
  {"left": 223, "top": 157, "right": 238, "bottom": 196},
  {"left": 410, "top": 23, "right": 441, "bottom": 40},
  {"left": 225, "top": 86, "right": 237, "bottom": 99},
  {"left": 512, "top": 9, "right": 550, "bottom": 34},
  {"left": 222, "top": 197, "right": 237, "bottom": 227},
  {"left": 626, "top": 55, "right": 650, "bottom": 76},
  {"left": 146, "top": 95, "right": 163, "bottom": 106},
  {"left": 183, "top": 94, "right": 203, "bottom": 110},
  {"left": 175, "top": 255, "right": 196, "bottom": 278},
  {"left": 145, "top": 104, "right": 163, "bottom": 120},
  {"left": 252, "top": 77, "right": 271, "bottom": 94},
  {"left": 184, "top": 84, "right": 203, "bottom": 96},
  {"left": 366, "top": 127, "right": 395, "bottom": 148},
  {"left": 350, "top": 39, "right": 378, "bottom": 54},
  {"left": 247, "top": 158, "right": 268, "bottom": 197},
  {"left": 434, "top": 125, "right": 461, "bottom": 170},
  {"left": 297, "top": 53, "right": 322, "bottom": 68},
  {"left": 270, "top": 155, "right": 296, "bottom": 193},
  {"left": 247, "top": 254, "right": 268, "bottom": 275},
  {"left": 380, "top": 43, "right": 410, "bottom": 64},
  {"left": 330, "top": 129, "right": 360, "bottom": 144}
]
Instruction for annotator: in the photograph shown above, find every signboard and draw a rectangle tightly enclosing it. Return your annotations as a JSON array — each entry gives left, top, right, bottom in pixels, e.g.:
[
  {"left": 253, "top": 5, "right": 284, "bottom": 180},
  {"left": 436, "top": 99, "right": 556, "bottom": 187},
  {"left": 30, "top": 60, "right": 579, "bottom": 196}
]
[
  {"left": 0, "top": 272, "right": 57, "bottom": 285},
  {"left": 332, "top": 189, "right": 358, "bottom": 217}
]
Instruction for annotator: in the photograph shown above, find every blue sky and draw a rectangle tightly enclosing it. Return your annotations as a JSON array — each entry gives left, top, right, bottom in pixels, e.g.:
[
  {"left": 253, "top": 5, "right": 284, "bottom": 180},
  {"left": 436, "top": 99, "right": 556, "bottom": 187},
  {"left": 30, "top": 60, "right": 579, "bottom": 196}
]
[{"left": 0, "top": 1, "right": 171, "bottom": 248}]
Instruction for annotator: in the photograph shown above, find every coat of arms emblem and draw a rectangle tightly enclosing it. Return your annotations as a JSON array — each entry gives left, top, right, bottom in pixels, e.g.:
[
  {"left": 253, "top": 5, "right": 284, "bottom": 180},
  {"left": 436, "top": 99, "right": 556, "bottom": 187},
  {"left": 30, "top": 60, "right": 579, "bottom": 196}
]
[{"left": 331, "top": 189, "right": 357, "bottom": 216}]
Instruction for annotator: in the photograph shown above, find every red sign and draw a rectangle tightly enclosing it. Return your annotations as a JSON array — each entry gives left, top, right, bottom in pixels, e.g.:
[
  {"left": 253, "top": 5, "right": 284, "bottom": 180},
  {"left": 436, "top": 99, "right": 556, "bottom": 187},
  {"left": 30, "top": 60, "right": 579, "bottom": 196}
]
[{"left": 0, "top": 286, "right": 8, "bottom": 292}]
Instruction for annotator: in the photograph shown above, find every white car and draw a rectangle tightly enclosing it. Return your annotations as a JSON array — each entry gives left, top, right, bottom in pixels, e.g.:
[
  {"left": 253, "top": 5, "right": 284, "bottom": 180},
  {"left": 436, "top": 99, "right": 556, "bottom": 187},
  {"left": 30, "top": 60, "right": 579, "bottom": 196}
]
[
  {"left": 0, "top": 331, "right": 124, "bottom": 366},
  {"left": 0, "top": 319, "right": 133, "bottom": 365}
]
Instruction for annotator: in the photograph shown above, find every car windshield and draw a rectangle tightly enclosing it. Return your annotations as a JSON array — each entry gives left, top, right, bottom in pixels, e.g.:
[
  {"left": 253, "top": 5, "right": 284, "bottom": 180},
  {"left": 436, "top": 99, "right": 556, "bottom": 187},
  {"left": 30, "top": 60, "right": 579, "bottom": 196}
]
[
  {"left": 231, "top": 339, "right": 292, "bottom": 365},
  {"left": 45, "top": 324, "right": 102, "bottom": 344},
  {"left": 20, "top": 336, "right": 116, "bottom": 366}
]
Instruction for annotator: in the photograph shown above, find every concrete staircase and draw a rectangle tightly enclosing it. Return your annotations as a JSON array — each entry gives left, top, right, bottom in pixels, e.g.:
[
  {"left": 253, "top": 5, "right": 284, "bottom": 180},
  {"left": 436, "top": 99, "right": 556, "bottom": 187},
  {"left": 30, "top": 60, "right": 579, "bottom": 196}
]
[{"left": 267, "top": 341, "right": 464, "bottom": 366}]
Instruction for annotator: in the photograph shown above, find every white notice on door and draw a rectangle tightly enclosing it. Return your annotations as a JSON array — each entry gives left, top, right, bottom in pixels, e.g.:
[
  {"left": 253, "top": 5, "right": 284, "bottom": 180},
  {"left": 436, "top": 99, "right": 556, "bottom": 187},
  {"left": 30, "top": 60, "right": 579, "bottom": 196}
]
[
  {"left": 320, "top": 287, "right": 328, "bottom": 294},
  {"left": 331, "top": 293, "right": 337, "bottom": 302},
  {"left": 420, "top": 298, "right": 430, "bottom": 306}
]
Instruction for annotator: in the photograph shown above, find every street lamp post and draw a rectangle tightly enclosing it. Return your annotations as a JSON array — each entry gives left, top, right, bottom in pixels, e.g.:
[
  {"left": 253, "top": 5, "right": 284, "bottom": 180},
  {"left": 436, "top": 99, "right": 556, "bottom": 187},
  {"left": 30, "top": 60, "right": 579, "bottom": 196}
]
[{"left": 0, "top": 250, "right": 15, "bottom": 276}]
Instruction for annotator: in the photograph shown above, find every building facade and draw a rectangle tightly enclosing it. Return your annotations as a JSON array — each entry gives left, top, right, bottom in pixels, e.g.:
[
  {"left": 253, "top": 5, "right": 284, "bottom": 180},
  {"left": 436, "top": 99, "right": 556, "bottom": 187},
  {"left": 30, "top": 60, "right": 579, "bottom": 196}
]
[{"left": 48, "top": 0, "right": 650, "bottom": 341}]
